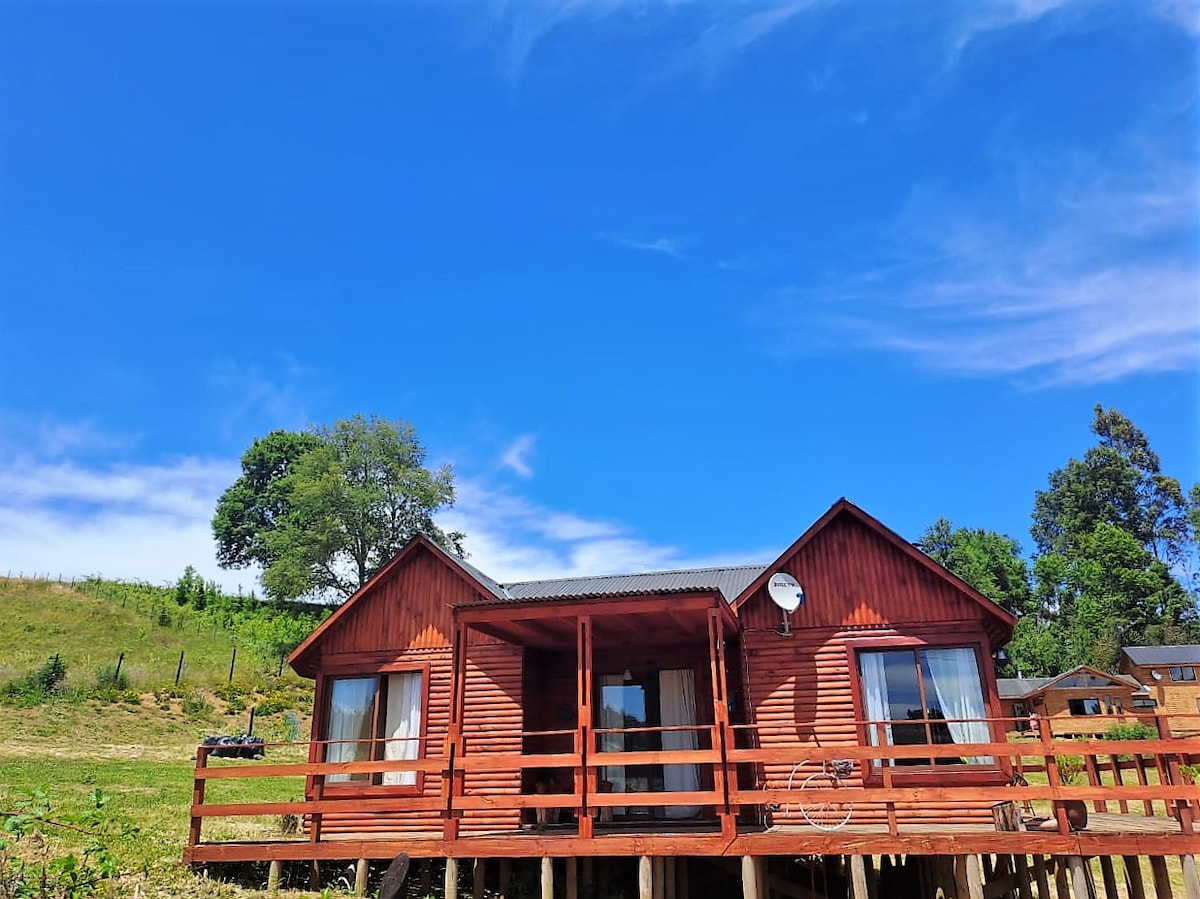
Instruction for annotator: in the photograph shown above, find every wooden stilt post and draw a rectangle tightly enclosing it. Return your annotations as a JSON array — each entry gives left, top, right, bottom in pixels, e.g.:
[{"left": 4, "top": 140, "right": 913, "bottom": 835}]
[
  {"left": 421, "top": 859, "right": 432, "bottom": 893},
  {"left": 1149, "top": 857, "right": 1173, "bottom": 899},
  {"left": 566, "top": 858, "right": 578, "bottom": 899},
  {"left": 582, "top": 857, "right": 594, "bottom": 893},
  {"left": 850, "top": 855, "right": 869, "bottom": 899},
  {"left": 310, "top": 861, "right": 320, "bottom": 892},
  {"left": 955, "top": 855, "right": 973, "bottom": 899},
  {"left": 678, "top": 856, "right": 688, "bottom": 899},
  {"left": 641, "top": 856, "right": 654, "bottom": 899},
  {"left": 965, "top": 855, "right": 986, "bottom": 899},
  {"left": 1032, "top": 856, "right": 1052, "bottom": 899},
  {"left": 664, "top": 856, "right": 677, "bottom": 899},
  {"left": 1053, "top": 857, "right": 1070, "bottom": 899},
  {"left": 1181, "top": 855, "right": 1200, "bottom": 899},
  {"left": 1014, "top": 855, "right": 1034, "bottom": 899},
  {"left": 473, "top": 858, "right": 486, "bottom": 899},
  {"left": 541, "top": 858, "right": 553, "bottom": 899},
  {"left": 1121, "top": 857, "right": 1145, "bottom": 899},
  {"left": 499, "top": 859, "right": 512, "bottom": 899},
  {"left": 1066, "top": 857, "right": 1091, "bottom": 899},
  {"left": 267, "top": 859, "right": 282, "bottom": 892},
  {"left": 355, "top": 858, "right": 369, "bottom": 897},
  {"left": 864, "top": 854, "right": 878, "bottom": 899},
  {"left": 653, "top": 857, "right": 665, "bottom": 899},
  {"left": 446, "top": 858, "right": 459, "bottom": 899},
  {"left": 1097, "top": 857, "right": 1117, "bottom": 899}
]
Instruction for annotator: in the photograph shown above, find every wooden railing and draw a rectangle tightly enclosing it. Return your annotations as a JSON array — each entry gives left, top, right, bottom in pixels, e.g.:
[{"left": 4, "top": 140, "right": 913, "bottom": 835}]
[{"left": 187, "top": 715, "right": 1199, "bottom": 849}]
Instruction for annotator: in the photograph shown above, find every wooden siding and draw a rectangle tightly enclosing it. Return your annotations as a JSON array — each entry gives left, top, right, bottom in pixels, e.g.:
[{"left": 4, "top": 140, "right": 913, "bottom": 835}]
[
  {"left": 1027, "top": 684, "right": 1145, "bottom": 738},
  {"left": 742, "top": 625, "right": 1001, "bottom": 826},
  {"left": 1119, "top": 661, "right": 1200, "bottom": 734},
  {"left": 738, "top": 511, "right": 995, "bottom": 633},
  {"left": 313, "top": 547, "right": 500, "bottom": 658}
]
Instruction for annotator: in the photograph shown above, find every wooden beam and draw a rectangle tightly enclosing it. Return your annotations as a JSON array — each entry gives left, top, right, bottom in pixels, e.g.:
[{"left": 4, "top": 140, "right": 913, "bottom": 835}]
[
  {"left": 267, "top": 859, "right": 281, "bottom": 891},
  {"left": 541, "top": 857, "right": 553, "bottom": 899},
  {"left": 1031, "top": 856, "right": 1051, "bottom": 899},
  {"left": 742, "top": 856, "right": 762, "bottom": 899},
  {"left": 641, "top": 856, "right": 654, "bottom": 899},
  {"left": 965, "top": 854, "right": 986, "bottom": 899},
  {"left": 473, "top": 858, "right": 485, "bottom": 899},
  {"left": 849, "top": 855, "right": 869, "bottom": 899},
  {"left": 653, "top": 857, "right": 665, "bottom": 899},
  {"left": 1097, "top": 856, "right": 1117, "bottom": 899},
  {"left": 355, "top": 858, "right": 369, "bottom": 897},
  {"left": 566, "top": 857, "right": 578, "bottom": 899},
  {"left": 446, "top": 858, "right": 459, "bottom": 899},
  {"left": 1121, "top": 856, "right": 1145, "bottom": 899},
  {"left": 1181, "top": 855, "right": 1200, "bottom": 899},
  {"left": 1150, "top": 856, "right": 1173, "bottom": 899},
  {"left": 1066, "top": 857, "right": 1092, "bottom": 899}
]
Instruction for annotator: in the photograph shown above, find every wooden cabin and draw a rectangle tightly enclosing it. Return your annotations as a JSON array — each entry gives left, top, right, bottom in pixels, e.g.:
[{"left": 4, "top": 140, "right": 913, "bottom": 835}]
[
  {"left": 187, "top": 499, "right": 1200, "bottom": 899},
  {"left": 1119, "top": 645, "right": 1200, "bottom": 735},
  {"left": 997, "top": 666, "right": 1150, "bottom": 739}
]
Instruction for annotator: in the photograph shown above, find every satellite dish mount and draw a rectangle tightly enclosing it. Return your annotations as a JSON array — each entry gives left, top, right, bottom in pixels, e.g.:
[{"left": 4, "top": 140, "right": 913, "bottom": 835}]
[{"left": 767, "top": 572, "right": 804, "bottom": 636}]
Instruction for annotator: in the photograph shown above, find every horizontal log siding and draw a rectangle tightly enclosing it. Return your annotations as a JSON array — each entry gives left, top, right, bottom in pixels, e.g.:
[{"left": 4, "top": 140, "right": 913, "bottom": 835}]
[
  {"left": 315, "top": 641, "right": 524, "bottom": 836},
  {"left": 743, "top": 626, "right": 996, "bottom": 825}
]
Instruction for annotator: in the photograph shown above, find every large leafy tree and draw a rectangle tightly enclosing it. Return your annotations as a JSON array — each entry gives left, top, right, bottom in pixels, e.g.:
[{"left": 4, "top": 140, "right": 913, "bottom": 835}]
[
  {"left": 1030, "top": 406, "right": 1197, "bottom": 670},
  {"left": 213, "top": 415, "right": 463, "bottom": 602}
]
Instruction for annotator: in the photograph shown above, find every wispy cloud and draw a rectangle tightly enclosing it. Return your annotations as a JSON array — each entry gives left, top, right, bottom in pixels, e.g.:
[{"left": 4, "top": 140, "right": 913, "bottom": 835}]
[
  {"left": 499, "top": 434, "right": 536, "bottom": 478},
  {"left": 772, "top": 142, "right": 1200, "bottom": 386},
  {"left": 598, "top": 232, "right": 688, "bottom": 259},
  {"left": 439, "top": 479, "right": 768, "bottom": 583},
  {"left": 488, "top": 1, "right": 814, "bottom": 87},
  {"left": 209, "top": 356, "right": 315, "bottom": 440}
]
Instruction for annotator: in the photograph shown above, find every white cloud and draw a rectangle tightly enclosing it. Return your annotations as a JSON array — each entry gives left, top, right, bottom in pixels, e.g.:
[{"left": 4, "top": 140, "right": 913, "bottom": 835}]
[
  {"left": 499, "top": 434, "right": 536, "bottom": 478},
  {"left": 0, "top": 426, "right": 768, "bottom": 595},
  {"left": 775, "top": 141, "right": 1200, "bottom": 386},
  {"left": 598, "top": 232, "right": 689, "bottom": 259}
]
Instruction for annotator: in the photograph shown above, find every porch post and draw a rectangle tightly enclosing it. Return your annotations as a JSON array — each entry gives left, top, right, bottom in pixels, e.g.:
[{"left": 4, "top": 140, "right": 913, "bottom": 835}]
[
  {"left": 708, "top": 607, "right": 735, "bottom": 838},
  {"left": 577, "top": 614, "right": 594, "bottom": 839},
  {"left": 443, "top": 621, "right": 469, "bottom": 840}
]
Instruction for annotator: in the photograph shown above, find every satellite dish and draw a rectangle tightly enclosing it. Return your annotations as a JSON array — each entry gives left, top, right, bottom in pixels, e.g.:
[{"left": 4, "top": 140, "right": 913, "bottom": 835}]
[
  {"left": 768, "top": 572, "right": 804, "bottom": 613},
  {"left": 1151, "top": 670, "right": 1163, "bottom": 681}
]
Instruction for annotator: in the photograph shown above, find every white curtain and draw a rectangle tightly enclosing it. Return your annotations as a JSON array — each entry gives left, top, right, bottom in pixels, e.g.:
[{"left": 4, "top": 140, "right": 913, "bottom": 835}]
[
  {"left": 860, "top": 652, "right": 893, "bottom": 761},
  {"left": 382, "top": 671, "right": 424, "bottom": 786},
  {"left": 326, "top": 677, "right": 376, "bottom": 783},
  {"left": 658, "top": 669, "right": 701, "bottom": 819},
  {"left": 923, "top": 648, "right": 992, "bottom": 764},
  {"left": 598, "top": 674, "right": 627, "bottom": 812}
]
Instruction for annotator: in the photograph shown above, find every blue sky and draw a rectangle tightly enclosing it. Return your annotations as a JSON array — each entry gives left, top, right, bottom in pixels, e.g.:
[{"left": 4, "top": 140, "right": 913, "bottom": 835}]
[{"left": 1, "top": 0, "right": 1197, "bottom": 593}]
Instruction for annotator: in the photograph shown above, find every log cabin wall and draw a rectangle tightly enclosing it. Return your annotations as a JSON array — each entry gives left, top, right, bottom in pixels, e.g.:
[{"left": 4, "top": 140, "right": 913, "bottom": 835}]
[
  {"left": 737, "top": 510, "right": 1005, "bottom": 826},
  {"left": 1120, "top": 659, "right": 1200, "bottom": 733},
  {"left": 1030, "top": 684, "right": 1143, "bottom": 738},
  {"left": 303, "top": 546, "right": 524, "bottom": 836}
]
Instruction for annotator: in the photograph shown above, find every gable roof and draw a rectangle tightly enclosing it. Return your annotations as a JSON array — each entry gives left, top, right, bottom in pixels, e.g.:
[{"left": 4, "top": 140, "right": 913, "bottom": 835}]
[
  {"left": 1122, "top": 644, "right": 1200, "bottom": 667},
  {"left": 997, "top": 665, "right": 1145, "bottom": 700},
  {"left": 729, "top": 498, "right": 1018, "bottom": 637},
  {"left": 495, "top": 565, "right": 767, "bottom": 605},
  {"left": 287, "top": 534, "right": 506, "bottom": 673}
]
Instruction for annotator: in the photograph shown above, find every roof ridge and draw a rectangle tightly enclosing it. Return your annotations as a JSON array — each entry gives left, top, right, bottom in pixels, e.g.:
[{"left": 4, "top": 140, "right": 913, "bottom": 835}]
[{"left": 503, "top": 562, "right": 767, "bottom": 588}]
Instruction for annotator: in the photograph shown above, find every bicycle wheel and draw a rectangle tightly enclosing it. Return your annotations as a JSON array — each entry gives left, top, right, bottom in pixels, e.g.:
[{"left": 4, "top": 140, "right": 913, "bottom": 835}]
[
  {"left": 798, "top": 771, "right": 853, "bottom": 831},
  {"left": 783, "top": 761, "right": 807, "bottom": 814}
]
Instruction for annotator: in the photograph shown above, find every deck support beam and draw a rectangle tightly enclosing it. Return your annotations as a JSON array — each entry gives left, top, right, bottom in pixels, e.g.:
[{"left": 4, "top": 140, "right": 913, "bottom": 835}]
[
  {"left": 445, "top": 858, "right": 459, "bottom": 899},
  {"left": 1097, "top": 856, "right": 1117, "bottom": 899},
  {"left": 566, "top": 857, "right": 578, "bottom": 899},
  {"left": 652, "top": 857, "right": 664, "bottom": 899},
  {"left": 355, "top": 858, "right": 369, "bottom": 897},
  {"left": 742, "top": 855, "right": 763, "bottom": 899},
  {"left": 267, "top": 859, "right": 281, "bottom": 892},
  {"left": 849, "top": 854, "right": 868, "bottom": 899},
  {"left": 1031, "top": 855, "right": 1051, "bottom": 899},
  {"left": 1066, "top": 856, "right": 1092, "bottom": 899},
  {"left": 664, "top": 856, "right": 676, "bottom": 899},
  {"left": 1121, "top": 856, "right": 1145, "bottom": 899},
  {"left": 473, "top": 858, "right": 485, "bottom": 899},
  {"left": 1181, "top": 854, "right": 1200, "bottom": 899},
  {"left": 641, "top": 856, "right": 654, "bottom": 899},
  {"left": 1150, "top": 856, "right": 1173, "bottom": 899},
  {"left": 499, "top": 859, "right": 511, "bottom": 898},
  {"left": 541, "top": 857, "right": 553, "bottom": 899}
]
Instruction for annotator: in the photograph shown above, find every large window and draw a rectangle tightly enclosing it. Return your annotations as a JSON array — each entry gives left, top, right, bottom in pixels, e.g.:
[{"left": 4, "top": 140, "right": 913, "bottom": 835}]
[
  {"left": 857, "top": 646, "right": 992, "bottom": 766},
  {"left": 325, "top": 670, "right": 424, "bottom": 786},
  {"left": 1169, "top": 666, "right": 1196, "bottom": 682},
  {"left": 1067, "top": 698, "right": 1102, "bottom": 716}
]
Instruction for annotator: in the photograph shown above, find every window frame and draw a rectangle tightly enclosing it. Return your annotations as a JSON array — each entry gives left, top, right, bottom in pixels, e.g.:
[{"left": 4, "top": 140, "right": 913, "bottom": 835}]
[
  {"left": 316, "top": 660, "right": 431, "bottom": 796},
  {"left": 1067, "top": 697, "right": 1103, "bottom": 717},
  {"left": 846, "top": 635, "right": 1005, "bottom": 787},
  {"left": 1168, "top": 665, "right": 1196, "bottom": 683}
]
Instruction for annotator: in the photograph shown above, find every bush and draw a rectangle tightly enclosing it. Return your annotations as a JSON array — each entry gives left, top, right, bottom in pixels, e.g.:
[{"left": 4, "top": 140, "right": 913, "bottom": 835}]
[
  {"left": 254, "top": 690, "right": 292, "bottom": 716},
  {"left": 0, "top": 655, "right": 70, "bottom": 707},
  {"left": 1103, "top": 721, "right": 1158, "bottom": 741},
  {"left": 94, "top": 664, "right": 129, "bottom": 692},
  {"left": 35, "top": 655, "right": 68, "bottom": 692},
  {"left": 181, "top": 692, "right": 212, "bottom": 718},
  {"left": 1055, "top": 755, "right": 1085, "bottom": 785}
]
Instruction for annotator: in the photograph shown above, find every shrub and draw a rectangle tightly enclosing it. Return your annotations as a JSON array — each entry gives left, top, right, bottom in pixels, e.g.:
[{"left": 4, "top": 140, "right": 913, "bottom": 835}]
[
  {"left": 0, "top": 655, "right": 70, "bottom": 707},
  {"left": 181, "top": 692, "right": 212, "bottom": 718},
  {"left": 35, "top": 655, "right": 68, "bottom": 692},
  {"left": 1055, "top": 755, "right": 1085, "bottom": 785},
  {"left": 254, "top": 690, "right": 292, "bottom": 716},
  {"left": 94, "top": 663, "right": 129, "bottom": 692},
  {"left": 1103, "top": 721, "right": 1157, "bottom": 742}
]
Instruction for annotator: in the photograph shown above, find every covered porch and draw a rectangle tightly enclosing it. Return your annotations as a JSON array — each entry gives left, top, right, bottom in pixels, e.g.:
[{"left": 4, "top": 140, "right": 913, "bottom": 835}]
[{"left": 450, "top": 591, "right": 742, "bottom": 839}]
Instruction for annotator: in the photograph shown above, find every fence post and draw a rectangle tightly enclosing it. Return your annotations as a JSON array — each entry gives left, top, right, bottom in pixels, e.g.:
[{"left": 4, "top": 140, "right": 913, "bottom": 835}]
[
  {"left": 114, "top": 652, "right": 124, "bottom": 680},
  {"left": 175, "top": 650, "right": 185, "bottom": 686},
  {"left": 228, "top": 647, "right": 237, "bottom": 683}
]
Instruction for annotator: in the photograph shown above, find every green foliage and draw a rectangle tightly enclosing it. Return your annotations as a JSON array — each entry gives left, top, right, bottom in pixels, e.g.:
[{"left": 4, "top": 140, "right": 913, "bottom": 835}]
[
  {"left": 0, "top": 787, "right": 134, "bottom": 898},
  {"left": 93, "top": 665, "right": 128, "bottom": 693},
  {"left": 1, "top": 657, "right": 72, "bottom": 708},
  {"left": 1055, "top": 755, "right": 1085, "bottom": 785},
  {"left": 1102, "top": 721, "right": 1157, "bottom": 741},
  {"left": 919, "top": 519, "right": 1033, "bottom": 617},
  {"left": 215, "top": 416, "right": 464, "bottom": 602},
  {"left": 180, "top": 692, "right": 212, "bottom": 718}
]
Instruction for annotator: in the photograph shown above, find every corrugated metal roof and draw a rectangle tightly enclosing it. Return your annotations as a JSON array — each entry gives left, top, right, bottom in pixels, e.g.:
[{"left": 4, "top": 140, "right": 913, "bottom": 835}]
[
  {"left": 499, "top": 565, "right": 769, "bottom": 605},
  {"left": 1122, "top": 644, "right": 1200, "bottom": 666},
  {"left": 997, "top": 677, "right": 1052, "bottom": 699}
]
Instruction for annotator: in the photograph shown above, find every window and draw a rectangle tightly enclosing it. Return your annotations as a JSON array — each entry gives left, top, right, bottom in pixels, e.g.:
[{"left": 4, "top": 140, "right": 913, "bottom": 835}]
[
  {"left": 1068, "top": 698, "right": 1102, "bottom": 716},
  {"left": 857, "top": 646, "right": 992, "bottom": 766},
  {"left": 325, "top": 670, "right": 424, "bottom": 786},
  {"left": 1168, "top": 666, "right": 1196, "bottom": 682},
  {"left": 1132, "top": 697, "right": 1157, "bottom": 709}
]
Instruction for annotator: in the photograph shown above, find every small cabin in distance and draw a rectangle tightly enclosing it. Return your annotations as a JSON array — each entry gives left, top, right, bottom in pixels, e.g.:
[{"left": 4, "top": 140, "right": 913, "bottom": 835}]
[
  {"left": 284, "top": 497, "right": 1017, "bottom": 837},
  {"left": 1120, "top": 644, "right": 1200, "bottom": 735},
  {"left": 997, "top": 665, "right": 1150, "bottom": 739}
]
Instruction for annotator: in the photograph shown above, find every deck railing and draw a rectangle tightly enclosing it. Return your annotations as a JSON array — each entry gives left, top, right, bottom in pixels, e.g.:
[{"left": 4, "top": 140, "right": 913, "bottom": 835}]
[{"left": 187, "top": 714, "right": 1199, "bottom": 850}]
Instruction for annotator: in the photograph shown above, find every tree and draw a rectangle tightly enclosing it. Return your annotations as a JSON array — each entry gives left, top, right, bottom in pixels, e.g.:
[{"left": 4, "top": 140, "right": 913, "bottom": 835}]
[
  {"left": 212, "top": 430, "right": 321, "bottom": 571},
  {"left": 213, "top": 415, "right": 463, "bottom": 603},
  {"left": 1029, "top": 406, "right": 1198, "bottom": 670}
]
